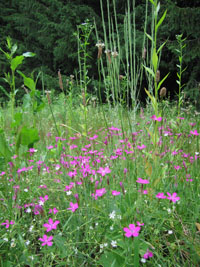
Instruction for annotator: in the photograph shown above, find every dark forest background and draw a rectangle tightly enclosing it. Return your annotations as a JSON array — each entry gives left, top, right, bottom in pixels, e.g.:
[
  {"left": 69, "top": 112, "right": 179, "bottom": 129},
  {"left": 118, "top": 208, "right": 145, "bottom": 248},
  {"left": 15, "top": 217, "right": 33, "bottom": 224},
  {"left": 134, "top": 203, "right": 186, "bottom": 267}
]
[{"left": 0, "top": 0, "right": 200, "bottom": 105}]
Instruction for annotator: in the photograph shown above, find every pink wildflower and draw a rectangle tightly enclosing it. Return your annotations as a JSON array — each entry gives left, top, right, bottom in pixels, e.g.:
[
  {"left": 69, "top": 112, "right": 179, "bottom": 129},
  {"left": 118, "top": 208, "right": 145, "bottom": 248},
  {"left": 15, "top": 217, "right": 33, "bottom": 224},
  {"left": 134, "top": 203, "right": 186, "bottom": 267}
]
[
  {"left": 174, "top": 165, "right": 181, "bottom": 170},
  {"left": 112, "top": 190, "right": 121, "bottom": 196},
  {"left": 143, "top": 249, "right": 153, "bottom": 259},
  {"left": 49, "top": 207, "right": 59, "bottom": 214},
  {"left": 43, "top": 218, "right": 60, "bottom": 232},
  {"left": 136, "top": 177, "right": 149, "bottom": 184},
  {"left": 97, "top": 167, "right": 111, "bottom": 177},
  {"left": 156, "top": 192, "right": 166, "bottom": 199},
  {"left": 137, "top": 144, "right": 146, "bottom": 150},
  {"left": 67, "top": 202, "right": 78, "bottom": 212},
  {"left": 151, "top": 115, "right": 162, "bottom": 121},
  {"left": 166, "top": 192, "right": 180, "bottom": 203},
  {"left": 1, "top": 220, "right": 14, "bottom": 228},
  {"left": 38, "top": 234, "right": 53, "bottom": 246},
  {"left": 123, "top": 224, "right": 141, "bottom": 237},
  {"left": 190, "top": 130, "right": 199, "bottom": 136}
]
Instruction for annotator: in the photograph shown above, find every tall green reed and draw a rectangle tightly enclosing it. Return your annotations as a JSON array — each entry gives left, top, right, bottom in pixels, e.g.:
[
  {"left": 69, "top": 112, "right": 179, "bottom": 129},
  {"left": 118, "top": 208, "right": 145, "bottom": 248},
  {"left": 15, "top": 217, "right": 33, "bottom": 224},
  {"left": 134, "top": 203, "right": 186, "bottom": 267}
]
[
  {"left": 143, "top": 0, "right": 169, "bottom": 148},
  {"left": 175, "top": 34, "right": 187, "bottom": 116},
  {"left": 74, "top": 19, "right": 94, "bottom": 135},
  {"left": 96, "top": 0, "right": 150, "bottom": 135}
]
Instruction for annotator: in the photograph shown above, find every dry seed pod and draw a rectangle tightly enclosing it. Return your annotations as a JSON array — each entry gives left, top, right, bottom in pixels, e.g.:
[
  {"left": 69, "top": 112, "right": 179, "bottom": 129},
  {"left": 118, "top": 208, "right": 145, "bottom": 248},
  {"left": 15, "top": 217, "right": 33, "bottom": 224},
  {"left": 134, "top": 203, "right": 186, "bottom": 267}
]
[
  {"left": 58, "top": 69, "right": 64, "bottom": 91},
  {"left": 156, "top": 70, "right": 160, "bottom": 82},
  {"left": 142, "top": 47, "right": 147, "bottom": 60},
  {"left": 105, "top": 49, "right": 111, "bottom": 64},
  {"left": 160, "top": 87, "right": 167, "bottom": 98},
  {"left": 96, "top": 40, "right": 105, "bottom": 59}
]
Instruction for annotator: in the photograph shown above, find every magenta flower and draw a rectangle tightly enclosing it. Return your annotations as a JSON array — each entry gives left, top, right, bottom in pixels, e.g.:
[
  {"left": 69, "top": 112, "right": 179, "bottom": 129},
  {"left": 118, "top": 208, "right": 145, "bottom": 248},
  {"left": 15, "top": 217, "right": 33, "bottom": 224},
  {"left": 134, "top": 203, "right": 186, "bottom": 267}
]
[
  {"left": 38, "top": 234, "right": 53, "bottom": 246},
  {"left": 156, "top": 192, "right": 166, "bottom": 199},
  {"left": 1, "top": 220, "right": 14, "bottom": 228},
  {"left": 34, "top": 204, "right": 44, "bottom": 215},
  {"left": 97, "top": 167, "right": 111, "bottom": 177},
  {"left": 49, "top": 207, "right": 58, "bottom": 214},
  {"left": 123, "top": 224, "right": 141, "bottom": 237},
  {"left": 137, "top": 144, "right": 146, "bottom": 150},
  {"left": 43, "top": 218, "right": 60, "bottom": 232},
  {"left": 112, "top": 190, "right": 121, "bottom": 196},
  {"left": 151, "top": 115, "right": 162, "bottom": 121},
  {"left": 136, "top": 221, "right": 144, "bottom": 226},
  {"left": 190, "top": 130, "right": 199, "bottom": 136},
  {"left": 174, "top": 165, "right": 181, "bottom": 170},
  {"left": 143, "top": 249, "right": 153, "bottom": 259},
  {"left": 67, "top": 202, "right": 78, "bottom": 212},
  {"left": 166, "top": 192, "right": 180, "bottom": 203},
  {"left": 92, "top": 188, "right": 107, "bottom": 199},
  {"left": 136, "top": 177, "right": 149, "bottom": 184}
]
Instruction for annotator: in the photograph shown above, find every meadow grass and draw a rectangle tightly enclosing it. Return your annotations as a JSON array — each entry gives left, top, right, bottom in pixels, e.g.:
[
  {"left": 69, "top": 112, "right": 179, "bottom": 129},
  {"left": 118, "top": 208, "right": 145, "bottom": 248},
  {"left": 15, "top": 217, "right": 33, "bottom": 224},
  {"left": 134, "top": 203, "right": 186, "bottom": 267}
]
[{"left": 0, "top": 99, "right": 200, "bottom": 266}]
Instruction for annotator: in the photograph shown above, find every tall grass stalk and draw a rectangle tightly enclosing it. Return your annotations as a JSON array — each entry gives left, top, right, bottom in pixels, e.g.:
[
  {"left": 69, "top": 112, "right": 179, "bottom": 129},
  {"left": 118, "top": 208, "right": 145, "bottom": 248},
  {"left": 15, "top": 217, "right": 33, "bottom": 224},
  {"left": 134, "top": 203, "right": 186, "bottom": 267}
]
[{"left": 175, "top": 34, "right": 187, "bottom": 116}]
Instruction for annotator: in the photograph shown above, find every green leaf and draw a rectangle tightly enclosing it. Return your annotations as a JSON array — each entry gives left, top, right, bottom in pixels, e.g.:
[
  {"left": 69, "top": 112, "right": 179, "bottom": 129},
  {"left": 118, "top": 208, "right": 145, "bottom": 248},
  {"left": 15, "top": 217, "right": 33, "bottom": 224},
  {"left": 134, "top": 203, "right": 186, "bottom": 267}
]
[
  {"left": 11, "top": 44, "right": 18, "bottom": 56},
  {"left": 0, "top": 128, "right": 12, "bottom": 160},
  {"left": 156, "top": 10, "right": 167, "bottom": 32},
  {"left": 11, "top": 55, "right": 24, "bottom": 71},
  {"left": 143, "top": 65, "right": 155, "bottom": 77},
  {"left": 17, "top": 71, "right": 36, "bottom": 91},
  {"left": 152, "top": 48, "right": 158, "bottom": 72},
  {"left": 23, "top": 52, "right": 36, "bottom": 57},
  {"left": 145, "top": 88, "right": 158, "bottom": 113},
  {"left": 0, "top": 47, "right": 11, "bottom": 60},
  {"left": 145, "top": 32, "right": 153, "bottom": 42},
  {"left": 157, "top": 40, "right": 167, "bottom": 54},
  {"left": 0, "top": 85, "right": 10, "bottom": 98},
  {"left": 11, "top": 112, "right": 23, "bottom": 128},
  {"left": 134, "top": 236, "right": 140, "bottom": 267},
  {"left": 156, "top": 2, "right": 160, "bottom": 15},
  {"left": 176, "top": 80, "right": 180, "bottom": 85},
  {"left": 16, "top": 126, "right": 39, "bottom": 152},
  {"left": 177, "top": 73, "right": 180, "bottom": 79},
  {"left": 148, "top": 0, "right": 155, "bottom": 6},
  {"left": 157, "top": 72, "right": 170, "bottom": 91},
  {"left": 99, "top": 251, "right": 125, "bottom": 267}
]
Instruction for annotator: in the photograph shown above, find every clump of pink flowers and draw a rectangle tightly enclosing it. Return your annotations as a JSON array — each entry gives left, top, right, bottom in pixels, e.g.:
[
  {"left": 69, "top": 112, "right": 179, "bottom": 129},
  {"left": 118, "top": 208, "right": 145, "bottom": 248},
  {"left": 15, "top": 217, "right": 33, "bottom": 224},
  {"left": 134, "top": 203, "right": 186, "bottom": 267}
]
[{"left": 1, "top": 220, "right": 15, "bottom": 228}]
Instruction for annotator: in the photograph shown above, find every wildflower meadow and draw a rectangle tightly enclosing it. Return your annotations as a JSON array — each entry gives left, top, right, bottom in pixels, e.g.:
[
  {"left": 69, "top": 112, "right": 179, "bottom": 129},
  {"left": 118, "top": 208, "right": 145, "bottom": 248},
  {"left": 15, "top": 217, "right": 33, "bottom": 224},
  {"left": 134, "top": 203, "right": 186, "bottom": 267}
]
[{"left": 0, "top": 0, "right": 200, "bottom": 266}]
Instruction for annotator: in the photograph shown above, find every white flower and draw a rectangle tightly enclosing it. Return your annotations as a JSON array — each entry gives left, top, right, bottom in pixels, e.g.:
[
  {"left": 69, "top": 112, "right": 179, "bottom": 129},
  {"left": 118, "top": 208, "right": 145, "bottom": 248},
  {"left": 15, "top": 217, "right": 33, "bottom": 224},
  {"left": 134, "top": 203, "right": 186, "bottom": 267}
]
[
  {"left": 24, "top": 188, "right": 29, "bottom": 192},
  {"left": 117, "top": 215, "right": 122, "bottom": 220},
  {"left": 103, "top": 243, "right": 108, "bottom": 247},
  {"left": 26, "top": 207, "right": 31, "bottom": 213},
  {"left": 38, "top": 201, "right": 44, "bottom": 206},
  {"left": 168, "top": 230, "right": 173, "bottom": 234},
  {"left": 141, "top": 258, "right": 146, "bottom": 263},
  {"left": 109, "top": 210, "right": 116, "bottom": 219},
  {"left": 29, "top": 225, "right": 34, "bottom": 232},
  {"left": 3, "top": 238, "right": 8, "bottom": 242},
  {"left": 66, "top": 191, "right": 72, "bottom": 196},
  {"left": 111, "top": 240, "right": 117, "bottom": 247},
  {"left": 110, "top": 226, "right": 114, "bottom": 231},
  {"left": 100, "top": 244, "right": 104, "bottom": 249},
  {"left": 25, "top": 240, "right": 30, "bottom": 245},
  {"left": 167, "top": 208, "right": 172, "bottom": 214}
]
